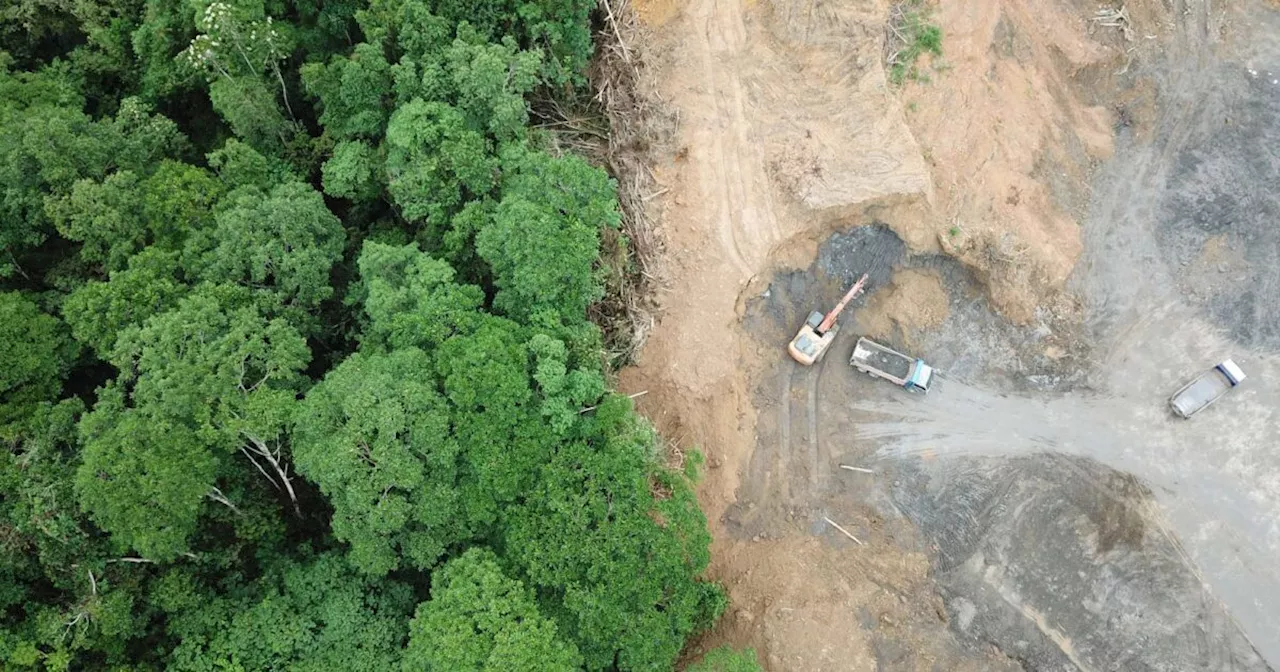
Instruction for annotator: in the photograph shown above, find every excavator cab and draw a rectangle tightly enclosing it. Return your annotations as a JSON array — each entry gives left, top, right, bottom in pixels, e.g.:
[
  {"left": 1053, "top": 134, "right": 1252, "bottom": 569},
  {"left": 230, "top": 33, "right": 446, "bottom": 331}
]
[{"left": 787, "top": 321, "right": 840, "bottom": 365}]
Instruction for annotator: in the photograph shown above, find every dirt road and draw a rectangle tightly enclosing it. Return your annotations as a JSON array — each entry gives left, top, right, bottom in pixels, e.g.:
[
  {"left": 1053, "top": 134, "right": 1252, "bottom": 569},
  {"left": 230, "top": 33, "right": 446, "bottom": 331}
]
[{"left": 622, "top": 0, "right": 1280, "bottom": 668}]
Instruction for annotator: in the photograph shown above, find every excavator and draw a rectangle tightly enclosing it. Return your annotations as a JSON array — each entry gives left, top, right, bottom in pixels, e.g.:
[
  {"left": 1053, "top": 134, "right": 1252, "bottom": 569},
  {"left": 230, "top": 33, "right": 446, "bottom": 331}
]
[{"left": 787, "top": 273, "right": 869, "bottom": 365}]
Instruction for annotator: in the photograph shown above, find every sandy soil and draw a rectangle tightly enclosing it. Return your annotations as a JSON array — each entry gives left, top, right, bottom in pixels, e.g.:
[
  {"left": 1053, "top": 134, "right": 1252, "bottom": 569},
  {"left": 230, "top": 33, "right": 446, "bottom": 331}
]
[
  {"left": 887, "top": 0, "right": 1125, "bottom": 322},
  {"left": 855, "top": 268, "right": 949, "bottom": 348},
  {"left": 615, "top": 0, "right": 1279, "bottom": 667},
  {"left": 618, "top": 0, "right": 938, "bottom": 663}
]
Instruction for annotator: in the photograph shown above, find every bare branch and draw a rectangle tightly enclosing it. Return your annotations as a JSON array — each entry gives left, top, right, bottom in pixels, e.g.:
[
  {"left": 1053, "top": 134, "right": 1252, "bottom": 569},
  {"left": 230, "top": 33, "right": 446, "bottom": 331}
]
[
  {"left": 63, "top": 611, "right": 88, "bottom": 639},
  {"left": 579, "top": 390, "right": 648, "bottom": 414},
  {"left": 240, "top": 444, "right": 280, "bottom": 490},
  {"left": 601, "top": 0, "right": 632, "bottom": 64},
  {"left": 823, "top": 516, "right": 865, "bottom": 546},
  {"left": 240, "top": 432, "right": 303, "bottom": 517},
  {"left": 206, "top": 486, "right": 245, "bottom": 517}
]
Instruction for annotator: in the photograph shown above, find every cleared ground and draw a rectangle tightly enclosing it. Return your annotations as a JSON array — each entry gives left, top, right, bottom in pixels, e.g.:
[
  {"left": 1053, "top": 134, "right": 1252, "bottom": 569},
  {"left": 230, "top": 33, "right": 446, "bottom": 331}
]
[
  {"left": 739, "top": 6, "right": 1280, "bottom": 665},
  {"left": 622, "top": 0, "right": 1280, "bottom": 667}
]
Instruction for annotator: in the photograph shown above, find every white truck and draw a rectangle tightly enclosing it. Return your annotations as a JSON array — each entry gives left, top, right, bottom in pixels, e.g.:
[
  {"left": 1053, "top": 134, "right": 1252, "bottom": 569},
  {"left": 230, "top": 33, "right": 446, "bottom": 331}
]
[
  {"left": 850, "top": 337, "right": 934, "bottom": 393},
  {"left": 1169, "top": 359, "right": 1246, "bottom": 418}
]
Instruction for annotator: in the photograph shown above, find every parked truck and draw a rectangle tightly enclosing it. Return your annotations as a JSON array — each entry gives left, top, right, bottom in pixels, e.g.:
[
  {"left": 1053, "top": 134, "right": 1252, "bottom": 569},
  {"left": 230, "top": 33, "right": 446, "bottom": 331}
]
[
  {"left": 850, "top": 337, "right": 934, "bottom": 393},
  {"left": 1169, "top": 359, "right": 1246, "bottom": 418}
]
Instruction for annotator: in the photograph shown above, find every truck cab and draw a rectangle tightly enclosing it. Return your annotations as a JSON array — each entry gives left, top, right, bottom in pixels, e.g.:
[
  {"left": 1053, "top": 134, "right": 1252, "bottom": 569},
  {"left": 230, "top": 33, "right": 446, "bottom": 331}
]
[{"left": 905, "top": 360, "right": 934, "bottom": 392}]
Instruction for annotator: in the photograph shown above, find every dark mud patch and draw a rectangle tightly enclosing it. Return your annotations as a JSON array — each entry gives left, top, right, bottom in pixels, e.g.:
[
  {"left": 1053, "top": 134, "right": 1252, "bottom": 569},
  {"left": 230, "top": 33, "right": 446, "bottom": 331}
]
[
  {"left": 1156, "top": 63, "right": 1280, "bottom": 350},
  {"left": 746, "top": 224, "right": 1086, "bottom": 391},
  {"left": 1087, "top": 471, "right": 1149, "bottom": 553},
  {"left": 744, "top": 224, "right": 905, "bottom": 344},
  {"left": 891, "top": 454, "right": 1271, "bottom": 671}
]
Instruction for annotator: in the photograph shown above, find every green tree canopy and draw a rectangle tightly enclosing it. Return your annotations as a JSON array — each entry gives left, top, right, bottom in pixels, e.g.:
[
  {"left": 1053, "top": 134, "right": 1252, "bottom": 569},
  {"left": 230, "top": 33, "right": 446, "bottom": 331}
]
[
  {"left": 62, "top": 248, "right": 187, "bottom": 357},
  {"left": 0, "top": 92, "right": 184, "bottom": 277},
  {"left": 293, "top": 347, "right": 464, "bottom": 575},
  {"left": 503, "top": 395, "right": 723, "bottom": 670},
  {"left": 404, "top": 548, "right": 582, "bottom": 672},
  {"left": 167, "top": 553, "right": 414, "bottom": 671},
  {"left": 76, "top": 286, "right": 309, "bottom": 560},
  {"left": 47, "top": 160, "right": 222, "bottom": 273},
  {"left": 186, "top": 181, "right": 345, "bottom": 311},
  {"left": 321, "top": 140, "right": 383, "bottom": 201},
  {"left": 139, "top": 161, "right": 225, "bottom": 253},
  {"left": 477, "top": 147, "right": 619, "bottom": 325},
  {"left": 0, "top": 0, "right": 728, "bottom": 663},
  {"left": 0, "top": 292, "right": 75, "bottom": 437},
  {"left": 206, "top": 138, "right": 299, "bottom": 192},
  {"left": 352, "top": 240, "right": 485, "bottom": 351},
  {"left": 47, "top": 171, "right": 150, "bottom": 271},
  {"left": 384, "top": 98, "right": 496, "bottom": 229},
  {"left": 302, "top": 42, "right": 394, "bottom": 141},
  {"left": 182, "top": 0, "right": 297, "bottom": 153}
]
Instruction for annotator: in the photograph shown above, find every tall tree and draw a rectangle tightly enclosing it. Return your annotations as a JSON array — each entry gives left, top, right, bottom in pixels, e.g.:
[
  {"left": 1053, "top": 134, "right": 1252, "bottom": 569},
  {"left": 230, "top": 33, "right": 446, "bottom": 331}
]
[
  {"left": 503, "top": 395, "right": 724, "bottom": 671},
  {"left": 383, "top": 99, "right": 495, "bottom": 228},
  {"left": 47, "top": 171, "right": 150, "bottom": 272},
  {"left": 404, "top": 548, "right": 582, "bottom": 672},
  {"left": 167, "top": 553, "right": 414, "bottom": 671},
  {"left": 76, "top": 285, "right": 310, "bottom": 560},
  {"left": 62, "top": 248, "right": 188, "bottom": 358},
  {"left": 293, "top": 347, "right": 464, "bottom": 575},
  {"left": 351, "top": 241, "right": 485, "bottom": 351},
  {"left": 0, "top": 91, "right": 184, "bottom": 278},
  {"left": 181, "top": 0, "right": 296, "bottom": 152},
  {"left": 301, "top": 42, "right": 394, "bottom": 142},
  {"left": 477, "top": 147, "right": 619, "bottom": 326},
  {"left": 0, "top": 292, "right": 75, "bottom": 438},
  {"left": 185, "top": 181, "right": 345, "bottom": 313}
]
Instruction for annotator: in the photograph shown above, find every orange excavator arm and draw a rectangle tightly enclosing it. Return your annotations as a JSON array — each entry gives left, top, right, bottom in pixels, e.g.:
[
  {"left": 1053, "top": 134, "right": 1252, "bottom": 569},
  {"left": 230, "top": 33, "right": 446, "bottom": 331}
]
[{"left": 817, "top": 273, "right": 869, "bottom": 333}]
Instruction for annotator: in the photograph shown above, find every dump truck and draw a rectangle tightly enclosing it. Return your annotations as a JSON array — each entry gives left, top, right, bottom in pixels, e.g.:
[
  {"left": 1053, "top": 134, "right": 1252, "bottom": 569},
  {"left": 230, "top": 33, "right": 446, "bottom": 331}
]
[
  {"left": 787, "top": 274, "right": 869, "bottom": 366},
  {"left": 849, "top": 337, "right": 934, "bottom": 392},
  {"left": 1169, "top": 359, "right": 1245, "bottom": 418}
]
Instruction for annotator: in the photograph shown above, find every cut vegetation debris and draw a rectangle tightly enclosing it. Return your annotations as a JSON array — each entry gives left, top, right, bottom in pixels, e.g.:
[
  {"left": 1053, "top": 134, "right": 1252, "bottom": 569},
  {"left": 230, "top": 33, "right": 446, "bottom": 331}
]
[
  {"left": 823, "top": 517, "right": 865, "bottom": 546},
  {"left": 885, "top": 0, "right": 944, "bottom": 85},
  {"left": 1093, "top": 5, "right": 1136, "bottom": 42}
]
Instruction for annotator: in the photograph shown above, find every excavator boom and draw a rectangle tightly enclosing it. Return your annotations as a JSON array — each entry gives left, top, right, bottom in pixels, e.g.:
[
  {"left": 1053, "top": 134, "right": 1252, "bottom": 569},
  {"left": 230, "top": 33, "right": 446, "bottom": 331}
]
[{"left": 817, "top": 273, "right": 869, "bottom": 333}]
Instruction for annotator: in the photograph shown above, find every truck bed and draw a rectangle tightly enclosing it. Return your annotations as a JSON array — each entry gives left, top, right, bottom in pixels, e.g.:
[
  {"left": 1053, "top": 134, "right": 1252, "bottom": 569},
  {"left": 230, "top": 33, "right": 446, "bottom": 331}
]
[
  {"left": 851, "top": 340, "right": 912, "bottom": 381},
  {"left": 1170, "top": 368, "right": 1232, "bottom": 417}
]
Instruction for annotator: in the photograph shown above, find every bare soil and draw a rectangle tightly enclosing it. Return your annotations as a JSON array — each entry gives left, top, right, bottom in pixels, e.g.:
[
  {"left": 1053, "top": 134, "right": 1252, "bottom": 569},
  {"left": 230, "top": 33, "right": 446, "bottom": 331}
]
[
  {"left": 855, "top": 267, "right": 949, "bottom": 348},
  {"left": 617, "top": 0, "right": 1280, "bottom": 668}
]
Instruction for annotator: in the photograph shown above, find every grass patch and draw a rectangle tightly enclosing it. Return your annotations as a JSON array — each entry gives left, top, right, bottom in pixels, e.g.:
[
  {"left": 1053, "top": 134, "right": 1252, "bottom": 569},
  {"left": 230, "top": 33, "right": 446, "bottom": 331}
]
[{"left": 886, "top": 0, "right": 943, "bottom": 86}]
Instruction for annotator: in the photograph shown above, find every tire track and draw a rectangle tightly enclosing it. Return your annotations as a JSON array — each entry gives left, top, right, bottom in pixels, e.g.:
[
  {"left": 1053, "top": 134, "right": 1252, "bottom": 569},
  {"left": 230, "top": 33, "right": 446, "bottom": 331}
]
[
  {"left": 777, "top": 357, "right": 794, "bottom": 504},
  {"left": 693, "top": 11, "right": 755, "bottom": 279},
  {"left": 690, "top": 0, "right": 782, "bottom": 280},
  {"left": 805, "top": 348, "right": 832, "bottom": 494}
]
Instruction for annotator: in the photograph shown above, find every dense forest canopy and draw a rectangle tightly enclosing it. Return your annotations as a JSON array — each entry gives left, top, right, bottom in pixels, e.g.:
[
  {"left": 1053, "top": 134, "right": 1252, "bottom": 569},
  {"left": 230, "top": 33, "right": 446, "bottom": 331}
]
[{"left": 0, "top": 0, "right": 740, "bottom": 668}]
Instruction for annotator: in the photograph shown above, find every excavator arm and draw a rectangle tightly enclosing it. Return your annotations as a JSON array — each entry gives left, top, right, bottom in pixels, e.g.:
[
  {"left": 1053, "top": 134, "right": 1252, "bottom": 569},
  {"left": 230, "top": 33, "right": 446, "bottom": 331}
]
[{"left": 817, "top": 273, "right": 869, "bottom": 334}]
